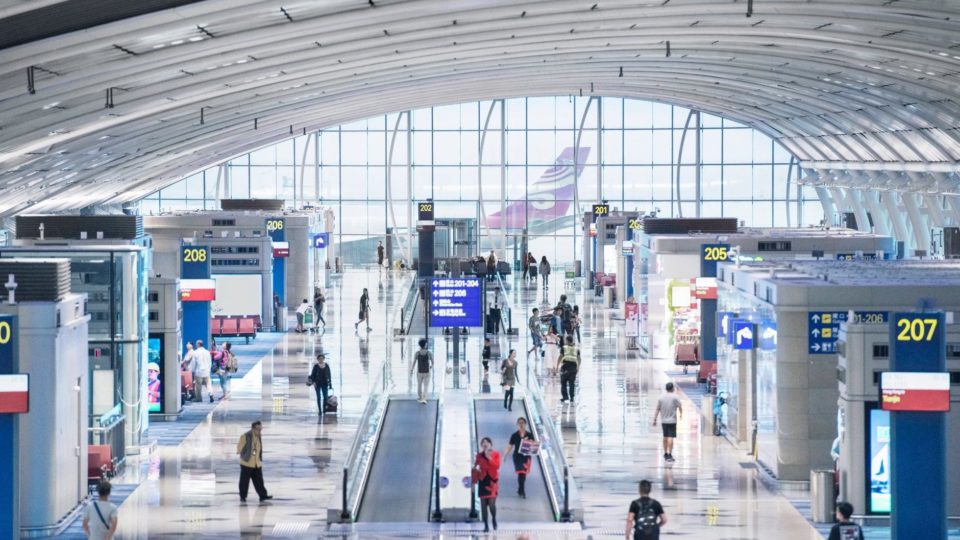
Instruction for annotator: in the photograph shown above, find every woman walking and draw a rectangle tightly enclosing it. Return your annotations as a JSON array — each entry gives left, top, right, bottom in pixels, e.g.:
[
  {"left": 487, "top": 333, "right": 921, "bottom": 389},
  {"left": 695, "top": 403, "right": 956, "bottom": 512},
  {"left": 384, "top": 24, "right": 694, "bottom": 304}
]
[
  {"left": 539, "top": 256, "right": 551, "bottom": 291},
  {"left": 354, "top": 288, "right": 370, "bottom": 332},
  {"left": 482, "top": 337, "right": 492, "bottom": 374},
  {"left": 313, "top": 289, "right": 326, "bottom": 329},
  {"left": 308, "top": 353, "right": 333, "bottom": 418},
  {"left": 544, "top": 326, "right": 560, "bottom": 376},
  {"left": 504, "top": 417, "right": 536, "bottom": 499},
  {"left": 501, "top": 349, "right": 518, "bottom": 411},
  {"left": 473, "top": 437, "right": 500, "bottom": 532},
  {"left": 572, "top": 305, "right": 582, "bottom": 343}
]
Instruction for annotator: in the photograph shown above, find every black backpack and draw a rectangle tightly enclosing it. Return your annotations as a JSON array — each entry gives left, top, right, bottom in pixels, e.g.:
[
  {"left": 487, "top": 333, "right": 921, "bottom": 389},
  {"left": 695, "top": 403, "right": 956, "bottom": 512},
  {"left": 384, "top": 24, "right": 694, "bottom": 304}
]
[{"left": 633, "top": 498, "right": 659, "bottom": 539}]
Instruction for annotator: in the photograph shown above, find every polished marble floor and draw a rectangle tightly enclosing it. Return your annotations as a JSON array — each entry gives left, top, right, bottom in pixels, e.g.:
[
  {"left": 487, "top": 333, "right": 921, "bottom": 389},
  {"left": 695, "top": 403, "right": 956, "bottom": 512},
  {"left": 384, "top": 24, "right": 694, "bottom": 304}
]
[{"left": 56, "top": 268, "right": 831, "bottom": 539}]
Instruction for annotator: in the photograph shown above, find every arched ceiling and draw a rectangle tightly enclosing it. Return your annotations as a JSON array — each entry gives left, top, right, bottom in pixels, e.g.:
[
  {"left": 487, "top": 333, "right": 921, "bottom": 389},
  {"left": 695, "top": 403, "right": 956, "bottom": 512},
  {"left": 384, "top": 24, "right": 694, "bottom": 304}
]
[{"left": 0, "top": 0, "right": 958, "bottom": 217}]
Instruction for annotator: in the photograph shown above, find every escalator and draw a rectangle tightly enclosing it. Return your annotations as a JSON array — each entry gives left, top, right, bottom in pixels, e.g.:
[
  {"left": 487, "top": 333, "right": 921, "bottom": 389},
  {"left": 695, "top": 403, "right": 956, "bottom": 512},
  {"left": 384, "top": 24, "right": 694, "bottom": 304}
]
[
  {"left": 473, "top": 397, "right": 556, "bottom": 522},
  {"left": 355, "top": 397, "right": 439, "bottom": 522}
]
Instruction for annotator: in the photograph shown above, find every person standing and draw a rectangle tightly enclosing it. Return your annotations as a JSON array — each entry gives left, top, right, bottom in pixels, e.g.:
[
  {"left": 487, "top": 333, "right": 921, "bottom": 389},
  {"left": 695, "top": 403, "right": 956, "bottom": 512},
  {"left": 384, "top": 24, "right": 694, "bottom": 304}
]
[
  {"left": 82, "top": 480, "right": 118, "bottom": 540},
  {"left": 501, "top": 349, "right": 518, "bottom": 411},
  {"left": 181, "top": 342, "right": 197, "bottom": 402},
  {"left": 652, "top": 382, "right": 683, "bottom": 462},
  {"left": 377, "top": 240, "right": 386, "bottom": 269},
  {"left": 539, "top": 256, "right": 551, "bottom": 290},
  {"left": 544, "top": 327, "right": 561, "bottom": 376},
  {"left": 572, "top": 305, "right": 582, "bottom": 343},
  {"left": 273, "top": 294, "right": 283, "bottom": 332},
  {"left": 625, "top": 479, "right": 666, "bottom": 540},
  {"left": 354, "top": 288, "right": 371, "bottom": 332},
  {"left": 309, "top": 354, "right": 333, "bottom": 418},
  {"left": 526, "top": 252, "right": 537, "bottom": 282},
  {"left": 557, "top": 294, "right": 573, "bottom": 337},
  {"left": 558, "top": 336, "right": 580, "bottom": 403},
  {"left": 194, "top": 340, "right": 214, "bottom": 403},
  {"left": 313, "top": 289, "right": 326, "bottom": 329},
  {"left": 486, "top": 250, "right": 498, "bottom": 281},
  {"left": 504, "top": 417, "right": 536, "bottom": 499},
  {"left": 527, "top": 308, "right": 543, "bottom": 358},
  {"left": 828, "top": 502, "right": 865, "bottom": 540},
  {"left": 295, "top": 299, "right": 310, "bottom": 333},
  {"left": 551, "top": 307, "right": 564, "bottom": 337},
  {"left": 473, "top": 437, "right": 500, "bottom": 532},
  {"left": 410, "top": 338, "right": 433, "bottom": 403},
  {"left": 481, "top": 337, "right": 492, "bottom": 374}
]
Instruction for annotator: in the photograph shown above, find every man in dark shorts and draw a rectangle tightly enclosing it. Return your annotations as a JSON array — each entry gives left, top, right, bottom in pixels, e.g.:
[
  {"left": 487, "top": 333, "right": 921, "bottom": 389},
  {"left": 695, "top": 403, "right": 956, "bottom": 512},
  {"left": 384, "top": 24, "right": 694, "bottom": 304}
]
[
  {"left": 652, "top": 382, "right": 682, "bottom": 462},
  {"left": 625, "top": 479, "right": 666, "bottom": 540}
]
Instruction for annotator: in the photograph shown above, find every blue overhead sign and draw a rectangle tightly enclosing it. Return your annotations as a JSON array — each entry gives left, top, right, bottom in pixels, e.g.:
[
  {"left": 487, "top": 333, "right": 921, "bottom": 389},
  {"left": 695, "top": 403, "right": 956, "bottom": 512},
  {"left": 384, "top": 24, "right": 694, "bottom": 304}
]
[
  {"left": 429, "top": 277, "right": 483, "bottom": 328},
  {"left": 732, "top": 320, "right": 755, "bottom": 350},
  {"left": 313, "top": 232, "right": 329, "bottom": 249},
  {"left": 808, "top": 310, "right": 846, "bottom": 354},
  {"left": 717, "top": 311, "right": 736, "bottom": 344},
  {"left": 759, "top": 321, "right": 778, "bottom": 351}
]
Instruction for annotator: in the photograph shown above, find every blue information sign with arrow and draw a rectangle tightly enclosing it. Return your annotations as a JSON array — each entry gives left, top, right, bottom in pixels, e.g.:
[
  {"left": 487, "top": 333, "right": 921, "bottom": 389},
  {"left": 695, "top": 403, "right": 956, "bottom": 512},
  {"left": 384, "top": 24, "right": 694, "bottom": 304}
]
[
  {"left": 429, "top": 277, "right": 483, "bottom": 328},
  {"left": 732, "top": 320, "right": 755, "bottom": 350}
]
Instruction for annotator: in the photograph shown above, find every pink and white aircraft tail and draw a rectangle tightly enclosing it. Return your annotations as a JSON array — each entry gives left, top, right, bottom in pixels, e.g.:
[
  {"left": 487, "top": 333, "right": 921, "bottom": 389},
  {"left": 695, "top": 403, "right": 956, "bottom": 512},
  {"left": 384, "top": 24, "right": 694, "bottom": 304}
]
[{"left": 483, "top": 147, "right": 591, "bottom": 229}]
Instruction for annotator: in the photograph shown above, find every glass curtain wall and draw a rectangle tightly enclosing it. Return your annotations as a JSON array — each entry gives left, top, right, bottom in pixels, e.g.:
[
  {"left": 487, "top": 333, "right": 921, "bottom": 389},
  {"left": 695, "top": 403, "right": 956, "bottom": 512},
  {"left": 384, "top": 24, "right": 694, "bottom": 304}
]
[{"left": 140, "top": 96, "right": 820, "bottom": 266}]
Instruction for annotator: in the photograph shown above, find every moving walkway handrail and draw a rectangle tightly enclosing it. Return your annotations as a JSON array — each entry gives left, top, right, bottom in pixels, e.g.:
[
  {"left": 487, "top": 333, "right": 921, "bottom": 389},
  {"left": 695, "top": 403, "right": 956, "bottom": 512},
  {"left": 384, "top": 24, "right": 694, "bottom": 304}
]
[
  {"left": 400, "top": 278, "right": 420, "bottom": 335},
  {"left": 429, "top": 398, "right": 444, "bottom": 521},
  {"left": 526, "top": 375, "right": 576, "bottom": 522},
  {"left": 493, "top": 271, "right": 515, "bottom": 332},
  {"left": 468, "top": 395, "right": 479, "bottom": 520},
  {"left": 340, "top": 392, "right": 390, "bottom": 520}
]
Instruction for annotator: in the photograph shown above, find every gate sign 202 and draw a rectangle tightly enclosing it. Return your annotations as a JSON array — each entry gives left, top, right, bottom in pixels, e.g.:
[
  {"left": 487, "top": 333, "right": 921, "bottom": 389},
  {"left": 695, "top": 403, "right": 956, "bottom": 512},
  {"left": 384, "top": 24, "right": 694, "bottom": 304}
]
[{"left": 429, "top": 278, "right": 483, "bottom": 328}]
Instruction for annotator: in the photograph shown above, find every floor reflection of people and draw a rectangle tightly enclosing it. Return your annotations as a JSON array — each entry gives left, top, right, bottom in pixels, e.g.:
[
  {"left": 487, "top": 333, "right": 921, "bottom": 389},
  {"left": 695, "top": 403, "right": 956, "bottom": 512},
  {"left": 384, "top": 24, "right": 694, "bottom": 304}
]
[{"left": 238, "top": 498, "right": 269, "bottom": 538}]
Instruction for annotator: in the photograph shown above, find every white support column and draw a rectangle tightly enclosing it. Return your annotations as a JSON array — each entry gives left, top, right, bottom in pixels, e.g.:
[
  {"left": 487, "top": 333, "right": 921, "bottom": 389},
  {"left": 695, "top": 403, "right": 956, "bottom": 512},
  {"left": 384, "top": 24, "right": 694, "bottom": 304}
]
[
  {"left": 945, "top": 195, "right": 960, "bottom": 227},
  {"left": 847, "top": 188, "right": 872, "bottom": 232},
  {"left": 861, "top": 189, "right": 891, "bottom": 236},
  {"left": 900, "top": 192, "right": 929, "bottom": 254},
  {"left": 882, "top": 191, "right": 910, "bottom": 251},
  {"left": 814, "top": 185, "right": 835, "bottom": 226},
  {"left": 827, "top": 186, "right": 847, "bottom": 225},
  {"left": 923, "top": 194, "right": 947, "bottom": 228}
]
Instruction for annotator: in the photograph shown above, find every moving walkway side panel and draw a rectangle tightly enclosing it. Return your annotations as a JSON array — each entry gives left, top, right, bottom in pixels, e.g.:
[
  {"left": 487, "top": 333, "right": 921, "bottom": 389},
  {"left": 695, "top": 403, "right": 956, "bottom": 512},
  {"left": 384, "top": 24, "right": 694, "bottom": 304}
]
[
  {"left": 473, "top": 397, "right": 555, "bottom": 522},
  {"left": 356, "top": 398, "right": 439, "bottom": 522}
]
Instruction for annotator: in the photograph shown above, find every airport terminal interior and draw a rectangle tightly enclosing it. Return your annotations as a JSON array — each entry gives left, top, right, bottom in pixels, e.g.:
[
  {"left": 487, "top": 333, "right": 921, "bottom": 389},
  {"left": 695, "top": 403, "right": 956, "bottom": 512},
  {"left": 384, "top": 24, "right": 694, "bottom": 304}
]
[{"left": 1, "top": 1, "right": 959, "bottom": 539}]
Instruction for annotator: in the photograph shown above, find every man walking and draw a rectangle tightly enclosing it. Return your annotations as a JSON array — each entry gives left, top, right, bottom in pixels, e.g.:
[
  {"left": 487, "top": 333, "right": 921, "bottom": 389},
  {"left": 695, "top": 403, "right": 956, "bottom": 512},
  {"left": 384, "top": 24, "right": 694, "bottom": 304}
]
[
  {"left": 237, "top": 421, "right": 273, "bottom": 503},
  {"left": 625, "top": 479, "right": 667, "bottom": 540},
  {"left": 410, "top": 338, "right": 433, "bottom": 403},
  {"left": 652, "top": 382, "right": 682, "bottom": 462},
  {"left": 193, "top": 340, "right": 214, "bottom": 403},
  {"left": 377, "top": 240, "right": 386, "bottom": 269},
  {"left": 557, "top": 336, "right": 580, "bottom": 403},
  {"left": 527, "top": 308, "right": 543, "bottom": 358},
  {"left": 82, "top": 480, "right": 118, "bottom": 540}
]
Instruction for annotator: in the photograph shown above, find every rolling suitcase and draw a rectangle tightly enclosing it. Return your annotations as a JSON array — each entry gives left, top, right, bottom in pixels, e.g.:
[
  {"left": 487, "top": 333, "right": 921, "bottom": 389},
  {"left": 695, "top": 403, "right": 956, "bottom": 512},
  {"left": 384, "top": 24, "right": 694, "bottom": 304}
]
[
  {"left": 324, "top": 395, "right": 338, "bottom": 413},
  {"left": 529, "top": 264, "right": 537, "bottom": 278}
]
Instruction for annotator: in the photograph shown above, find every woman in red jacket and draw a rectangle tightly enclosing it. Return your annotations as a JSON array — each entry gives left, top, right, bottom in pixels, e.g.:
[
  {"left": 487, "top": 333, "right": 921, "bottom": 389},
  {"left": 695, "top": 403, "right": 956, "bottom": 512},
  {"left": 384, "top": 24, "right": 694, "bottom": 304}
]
[{"left": 473, "top": 436, "right": 500, "bottom": 532}]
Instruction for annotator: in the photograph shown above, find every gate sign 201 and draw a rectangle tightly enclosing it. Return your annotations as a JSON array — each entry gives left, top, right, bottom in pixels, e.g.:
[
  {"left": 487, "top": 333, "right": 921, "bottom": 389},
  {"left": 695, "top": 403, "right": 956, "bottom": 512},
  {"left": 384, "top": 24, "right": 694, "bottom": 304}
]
[{"left": 429, "top": 277, "right": 483, "bottom": 328}]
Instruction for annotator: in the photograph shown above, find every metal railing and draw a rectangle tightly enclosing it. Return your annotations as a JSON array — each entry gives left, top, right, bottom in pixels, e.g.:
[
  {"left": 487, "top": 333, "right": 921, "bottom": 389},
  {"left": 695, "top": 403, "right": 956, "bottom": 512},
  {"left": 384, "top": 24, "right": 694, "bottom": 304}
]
[
  {"left": 429, "top": 398, "right": 444, "bottom": 521},
  {"left": 468, "top": 398, "right": 479, "bottom": 520},
  {"left": 339, "top": 391, "right": 390, "bottom": 521},
  {"left": 526, "top": 375, "right": 577, "bottom": 522},
  {"left": 397, "top": 278, "right": 421, "bottom": 335}
]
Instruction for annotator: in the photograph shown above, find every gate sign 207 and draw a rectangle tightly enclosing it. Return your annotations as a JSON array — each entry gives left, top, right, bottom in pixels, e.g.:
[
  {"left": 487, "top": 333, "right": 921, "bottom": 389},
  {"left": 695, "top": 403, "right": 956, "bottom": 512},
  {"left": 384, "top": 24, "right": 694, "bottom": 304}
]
[{"left": 429, "top": 278, "right": 483, "bottom": 328}]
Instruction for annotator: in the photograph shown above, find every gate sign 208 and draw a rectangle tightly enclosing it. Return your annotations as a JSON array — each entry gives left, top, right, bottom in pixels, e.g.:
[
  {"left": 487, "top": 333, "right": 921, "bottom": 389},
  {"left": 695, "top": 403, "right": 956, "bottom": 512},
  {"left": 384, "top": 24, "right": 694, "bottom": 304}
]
[{"left": 429, "top": 277, "right": 483, "bottom": 328}]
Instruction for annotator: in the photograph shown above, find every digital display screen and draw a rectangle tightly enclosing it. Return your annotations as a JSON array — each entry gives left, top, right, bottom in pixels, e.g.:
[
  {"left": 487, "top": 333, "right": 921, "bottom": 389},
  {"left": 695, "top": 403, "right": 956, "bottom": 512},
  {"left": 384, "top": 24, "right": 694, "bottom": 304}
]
[
  {"left": 147, "top": 336, "right": 163, "bottom": 413},
  {"left": 868, "top": 406, "right": 891, "bottom": 514},
  {"left": 211, "top": 274, "right": 263, "bottom": 318},
  {"left": 880, "top": 371, "right": 950, "bottom": 412}
]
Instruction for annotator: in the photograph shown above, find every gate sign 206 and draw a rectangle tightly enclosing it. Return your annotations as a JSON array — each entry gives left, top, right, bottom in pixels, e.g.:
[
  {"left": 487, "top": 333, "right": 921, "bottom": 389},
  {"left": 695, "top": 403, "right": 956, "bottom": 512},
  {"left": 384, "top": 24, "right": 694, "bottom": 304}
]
[{"left": 429, "top": 278, "right": 483, "bottom": 328}]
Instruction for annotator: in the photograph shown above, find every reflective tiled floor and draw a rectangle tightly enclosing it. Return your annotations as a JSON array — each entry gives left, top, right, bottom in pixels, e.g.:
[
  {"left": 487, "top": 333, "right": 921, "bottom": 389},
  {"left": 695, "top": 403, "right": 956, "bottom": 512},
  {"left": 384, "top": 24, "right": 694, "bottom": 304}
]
[{"left": 56, "top": 268, "right": 828, "bottom": 539}]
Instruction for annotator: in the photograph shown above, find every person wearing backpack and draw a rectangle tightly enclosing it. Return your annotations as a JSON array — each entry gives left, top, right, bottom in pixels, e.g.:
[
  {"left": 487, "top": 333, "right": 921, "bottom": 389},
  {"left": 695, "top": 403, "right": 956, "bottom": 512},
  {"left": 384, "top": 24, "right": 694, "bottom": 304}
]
[
  {"left": 410, "top": 338, "right": 433, "bottom": 404},
  {"left": 83, "top": 480, "right": 118, "bottom": 540},
  {"left": 308, "top": 353, "right": 333, "bottom": 418},
  {"left": 828, "top": 502, "right": 865, "bottom": 540},
  {"left": 625, "top": 479, "right": 666, "bottom": 540},
  {"left": 216, "top": 342, "right": 236, "bottom": 401},
  {"left": 557, "top": 294, "right": 573, "bottom": 337}
]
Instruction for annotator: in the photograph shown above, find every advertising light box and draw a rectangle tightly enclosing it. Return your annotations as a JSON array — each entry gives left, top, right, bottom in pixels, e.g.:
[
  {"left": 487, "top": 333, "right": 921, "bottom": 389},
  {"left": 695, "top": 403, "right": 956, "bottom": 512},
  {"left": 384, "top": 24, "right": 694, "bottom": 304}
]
[
  {"left": 880, "top": 372, "right": 950, "bottom": 412},
  {"left": 179, "top": 279, "right": 216, "bottom": 302},
  {"left": 0, "top": 374, "right": 29, "bottom": 414}
]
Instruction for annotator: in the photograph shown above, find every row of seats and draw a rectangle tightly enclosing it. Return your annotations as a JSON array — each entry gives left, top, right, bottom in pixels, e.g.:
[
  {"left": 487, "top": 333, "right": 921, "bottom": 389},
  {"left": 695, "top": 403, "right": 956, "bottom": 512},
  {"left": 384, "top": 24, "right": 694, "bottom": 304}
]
[
  {"left": 88, "top": 444, "right": 115, "bottom": 490},
  {"left": 211, "top": 316, "right": 258, "bottom": 343}
]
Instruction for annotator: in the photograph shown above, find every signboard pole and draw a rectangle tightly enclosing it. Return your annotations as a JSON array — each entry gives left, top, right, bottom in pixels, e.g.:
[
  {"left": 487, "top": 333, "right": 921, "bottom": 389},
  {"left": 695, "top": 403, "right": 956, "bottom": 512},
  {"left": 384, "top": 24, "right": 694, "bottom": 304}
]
[
  {"left": 180, "top": 246, "right": 212, "bottom": 356},
  {"left": 0, "top": 314, "right": 19, "bottom": 539},
  {"left": 889, "top": 312, "right": 947, "bottom": 540},
  {"left": 266, "top": 218, "right": 286, "bottom": 305}
]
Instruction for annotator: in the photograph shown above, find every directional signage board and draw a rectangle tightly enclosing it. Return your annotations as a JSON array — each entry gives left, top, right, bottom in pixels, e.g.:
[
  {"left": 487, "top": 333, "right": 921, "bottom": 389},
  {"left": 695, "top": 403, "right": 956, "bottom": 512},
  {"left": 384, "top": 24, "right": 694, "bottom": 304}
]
[
  {"left": 717, "top": 312, "right": 736, "bottom": 344},
  {"left": 808, "top": 311, "right": 847, "bottom": 354},
  {"left": 759, "top": 321, "right": 778, "bottom": 351},
  {"left": 429, "top": 277, "right": 483, "bottom": 328},
  {"left": 732, "top": 320, "right": 755, "bottom": 350},
  {"left": 313, "top": 232, "right": 329, "bottom": 249}
]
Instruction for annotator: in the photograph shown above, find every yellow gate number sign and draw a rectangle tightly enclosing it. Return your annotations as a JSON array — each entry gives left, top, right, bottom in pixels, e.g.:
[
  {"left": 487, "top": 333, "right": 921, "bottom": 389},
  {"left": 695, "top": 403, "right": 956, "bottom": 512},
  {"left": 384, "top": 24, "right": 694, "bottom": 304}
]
[
  {"left": 266, "top": 219, "right": 284, "bottom": 232},
  {"left": 896, "top": 317, "right": 938, "bottom": 342},
  {"left": 182, "top": 248, "right": 207, "bottom": 263},
  {"left": 703, "top": 246, "right": 729, "bottom": 261},
  {"left": 0, "top": 320, "right": 10, "bottom": 345}
]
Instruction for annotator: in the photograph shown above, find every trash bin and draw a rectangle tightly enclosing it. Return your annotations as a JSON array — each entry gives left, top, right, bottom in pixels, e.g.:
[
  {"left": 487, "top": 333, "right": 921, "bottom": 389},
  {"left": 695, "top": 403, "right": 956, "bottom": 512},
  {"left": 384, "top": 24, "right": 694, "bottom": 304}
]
[
  {"left": 603, "top": 285, "right": 614, "bottom": 308},
  {"left": 701, "top": 395, "right": 714, "bottom": 435},
  {"left": 810, "top": 469, "right": 835, "bottom": 523}
]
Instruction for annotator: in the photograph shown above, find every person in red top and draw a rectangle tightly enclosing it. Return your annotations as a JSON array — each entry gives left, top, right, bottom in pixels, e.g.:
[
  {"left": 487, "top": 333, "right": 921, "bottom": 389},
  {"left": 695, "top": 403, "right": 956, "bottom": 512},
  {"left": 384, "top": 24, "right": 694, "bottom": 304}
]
[{"left": 473, "top": 436, "right": 500, "bottom": 532}]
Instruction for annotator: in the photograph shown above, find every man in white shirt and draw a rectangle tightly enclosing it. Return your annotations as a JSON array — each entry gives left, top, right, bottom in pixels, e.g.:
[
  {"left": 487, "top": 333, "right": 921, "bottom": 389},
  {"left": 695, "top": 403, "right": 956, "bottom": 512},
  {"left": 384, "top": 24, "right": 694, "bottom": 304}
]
[
  {"left": 83, "top": 481, "right": 118, "bottom": 540},
  {"left": 193, "top": 339, "right": 214, "bottom": 403},
  {"left": 652, "top": 382, "right": 683, "bottom": 462}
]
